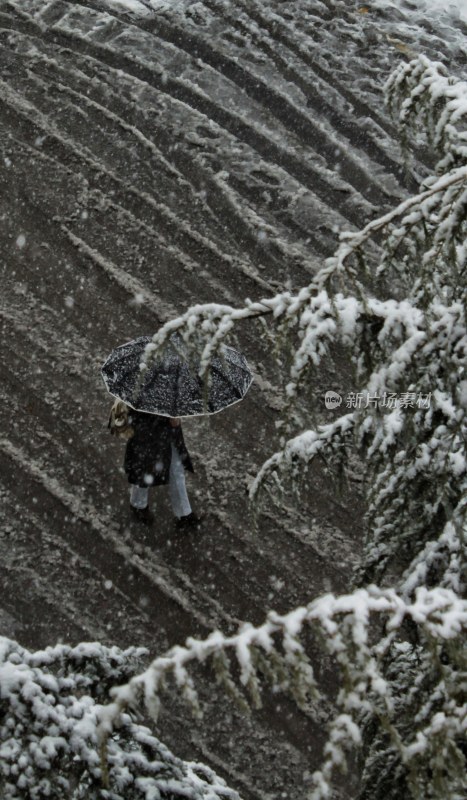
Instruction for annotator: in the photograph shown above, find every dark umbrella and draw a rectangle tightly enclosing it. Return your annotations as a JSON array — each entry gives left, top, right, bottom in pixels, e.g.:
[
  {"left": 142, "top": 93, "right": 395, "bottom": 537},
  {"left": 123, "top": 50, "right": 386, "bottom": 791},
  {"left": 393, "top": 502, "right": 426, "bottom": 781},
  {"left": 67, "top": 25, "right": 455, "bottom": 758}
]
[{"left": 101, "top": 335, "right": 253, "bottom": 417}]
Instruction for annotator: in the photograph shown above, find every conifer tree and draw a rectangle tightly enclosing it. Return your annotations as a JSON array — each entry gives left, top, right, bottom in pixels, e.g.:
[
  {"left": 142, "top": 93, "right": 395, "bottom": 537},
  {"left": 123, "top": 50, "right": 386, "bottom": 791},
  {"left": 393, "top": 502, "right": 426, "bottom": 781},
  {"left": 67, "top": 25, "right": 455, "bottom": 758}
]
[{"left": 0, "top": 638, "right": 238, "bottom": 800}]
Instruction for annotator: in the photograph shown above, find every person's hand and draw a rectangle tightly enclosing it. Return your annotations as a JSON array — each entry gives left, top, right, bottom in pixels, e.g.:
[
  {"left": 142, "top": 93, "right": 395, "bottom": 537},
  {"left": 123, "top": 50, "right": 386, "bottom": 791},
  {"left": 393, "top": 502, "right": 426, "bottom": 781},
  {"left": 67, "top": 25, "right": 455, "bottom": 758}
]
[{"left": 169, "top": 417, "right": 181, "bottom": 428}]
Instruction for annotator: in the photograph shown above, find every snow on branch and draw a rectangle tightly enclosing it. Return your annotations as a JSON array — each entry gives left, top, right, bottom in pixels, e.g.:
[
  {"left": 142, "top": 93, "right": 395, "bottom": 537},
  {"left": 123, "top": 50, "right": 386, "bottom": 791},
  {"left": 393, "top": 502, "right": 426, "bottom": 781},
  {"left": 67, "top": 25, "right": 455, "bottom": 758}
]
[
  {"left": 101, "top": 588, "right": 467, "bottom": 800},
  {"left": 319, "top": 164, "right": 467, "bottom": 290},
  {"left": 381, "top": 56, "right": 467, "bottom": 300},
  {"left": 248, "top": 413, "right": 356, "bottom": 500},
  {"left": 0, "top": 639, "right": 238, "bottom": 800},
  {"left": 401, "top": 514, "right": 466, "bottom": 598},
  {"left": 385, "top": 55, "right": 467, "bottom": 169}
]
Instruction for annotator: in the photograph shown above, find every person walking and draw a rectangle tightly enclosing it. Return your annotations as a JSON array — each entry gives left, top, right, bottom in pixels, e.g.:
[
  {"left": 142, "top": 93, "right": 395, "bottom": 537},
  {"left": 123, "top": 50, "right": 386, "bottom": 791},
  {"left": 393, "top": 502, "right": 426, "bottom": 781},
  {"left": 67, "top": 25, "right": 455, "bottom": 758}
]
[
  {"left": 123, "top": 409, "right": 200, "bottom": 528},
  {"left": 102, "top": 333, "right": 253, "bottom": 528}
]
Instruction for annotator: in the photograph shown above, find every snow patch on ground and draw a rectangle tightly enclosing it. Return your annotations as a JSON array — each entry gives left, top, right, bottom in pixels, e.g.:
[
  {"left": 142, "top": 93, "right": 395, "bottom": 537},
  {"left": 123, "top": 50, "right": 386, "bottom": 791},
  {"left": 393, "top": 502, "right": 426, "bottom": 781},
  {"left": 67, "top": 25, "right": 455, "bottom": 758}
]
[
  {"left": 102, "top": 0, "right": 153, "bottom": 16},
  {"left": 375, "top": 0, "right": 467, "bottom": 21},
  {"left": 98, "top": 0, "right": 202, "bottom": 15},
  {"left": 414, "top": 0, "right": 467, "bottom": 22}
]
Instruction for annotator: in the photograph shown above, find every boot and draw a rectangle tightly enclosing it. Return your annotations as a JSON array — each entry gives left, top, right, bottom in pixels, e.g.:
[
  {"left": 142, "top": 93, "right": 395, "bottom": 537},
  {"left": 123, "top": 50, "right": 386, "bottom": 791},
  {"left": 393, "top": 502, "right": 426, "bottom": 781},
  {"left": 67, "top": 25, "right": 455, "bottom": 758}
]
[
  {"left": 176, "top": 512, "right": 202, "bottom": 529},
  {"left": 130, "top": 505, "right": 154, "bottom": 525}
]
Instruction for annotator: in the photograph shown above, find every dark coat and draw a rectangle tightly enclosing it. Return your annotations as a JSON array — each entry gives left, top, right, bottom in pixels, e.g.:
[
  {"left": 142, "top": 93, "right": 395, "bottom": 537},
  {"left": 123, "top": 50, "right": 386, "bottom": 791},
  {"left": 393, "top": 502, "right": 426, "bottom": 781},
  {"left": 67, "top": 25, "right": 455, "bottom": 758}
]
[{"left": 124, "top": 411, "right": 194, "bottom": 488}]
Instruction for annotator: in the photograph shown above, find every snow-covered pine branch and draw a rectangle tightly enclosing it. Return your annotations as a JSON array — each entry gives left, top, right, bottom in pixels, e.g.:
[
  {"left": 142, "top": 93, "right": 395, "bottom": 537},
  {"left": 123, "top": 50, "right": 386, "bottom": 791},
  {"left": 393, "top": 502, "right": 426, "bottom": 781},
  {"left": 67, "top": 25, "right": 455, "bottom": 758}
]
[
  {"left": 0, "top": 639, "right": 238, "bottom": 800},
  {"left": 358, "top": 628, "right": 466, "bottom": 800},
  {"left": 102, "top": 588, "right": 466, "bottom": 800},
  {"left": 382, "top": 57, "right": 467, "bottom": 302},
  {"left": 385, "top": 55, "right": 467, "bottom": 171},
  {"left": 248, "top": 412, "right": 356, "bottom": 502}
]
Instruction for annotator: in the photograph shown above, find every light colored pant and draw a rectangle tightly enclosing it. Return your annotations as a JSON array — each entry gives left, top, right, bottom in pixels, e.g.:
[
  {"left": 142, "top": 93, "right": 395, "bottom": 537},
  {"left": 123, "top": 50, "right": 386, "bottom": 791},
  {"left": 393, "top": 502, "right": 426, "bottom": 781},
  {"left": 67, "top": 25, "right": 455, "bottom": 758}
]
[{"left": 130, "top": 444, "right": 192, "bottom": 518}]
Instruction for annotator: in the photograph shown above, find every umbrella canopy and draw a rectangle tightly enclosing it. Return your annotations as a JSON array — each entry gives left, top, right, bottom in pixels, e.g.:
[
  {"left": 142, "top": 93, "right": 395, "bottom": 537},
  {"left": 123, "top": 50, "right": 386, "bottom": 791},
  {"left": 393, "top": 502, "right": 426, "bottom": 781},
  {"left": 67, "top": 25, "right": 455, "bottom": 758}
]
[{"left": 101, "top": 335, "right": 253, "bottom": 417}]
